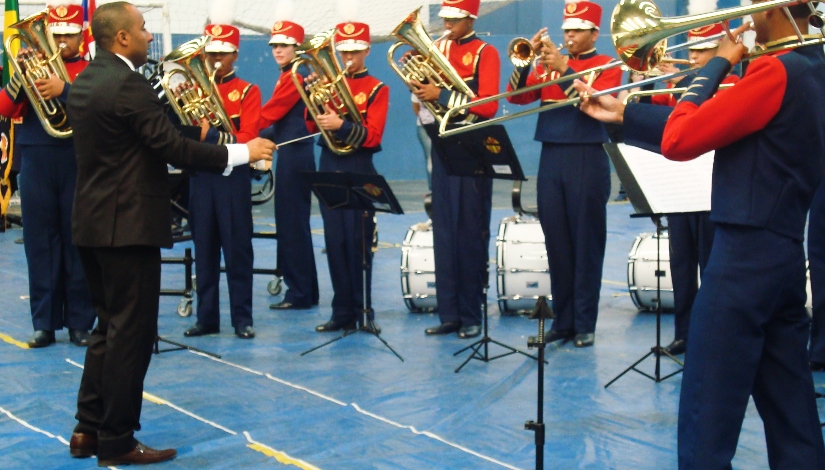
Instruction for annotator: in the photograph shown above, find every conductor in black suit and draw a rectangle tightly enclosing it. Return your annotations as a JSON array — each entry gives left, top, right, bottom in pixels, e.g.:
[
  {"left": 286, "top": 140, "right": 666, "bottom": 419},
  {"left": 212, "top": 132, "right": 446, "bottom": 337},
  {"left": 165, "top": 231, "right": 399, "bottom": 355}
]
[{"left": 65, "top": 2, "right": 274, "bottom": 466}]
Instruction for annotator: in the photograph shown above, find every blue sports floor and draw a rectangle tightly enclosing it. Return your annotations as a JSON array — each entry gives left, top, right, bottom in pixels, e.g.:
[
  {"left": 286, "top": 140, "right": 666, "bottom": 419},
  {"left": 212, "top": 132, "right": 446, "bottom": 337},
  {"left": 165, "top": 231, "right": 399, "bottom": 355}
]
[{"left": 1, "top": 180, "right": 824, "bottom": 469}]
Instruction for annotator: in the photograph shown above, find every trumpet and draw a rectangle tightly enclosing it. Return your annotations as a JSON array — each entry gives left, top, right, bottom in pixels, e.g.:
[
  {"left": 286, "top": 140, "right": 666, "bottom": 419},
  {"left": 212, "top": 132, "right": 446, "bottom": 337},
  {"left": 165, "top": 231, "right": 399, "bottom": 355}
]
[
  {"left": 6, "top": 9, "right": 73, "bottom": 138},
  {"left": 508, "top": 35, "right": 570, "bottom": 80},
  {"left": 438, "top": 0, "right": 825, "bottom": 137}
]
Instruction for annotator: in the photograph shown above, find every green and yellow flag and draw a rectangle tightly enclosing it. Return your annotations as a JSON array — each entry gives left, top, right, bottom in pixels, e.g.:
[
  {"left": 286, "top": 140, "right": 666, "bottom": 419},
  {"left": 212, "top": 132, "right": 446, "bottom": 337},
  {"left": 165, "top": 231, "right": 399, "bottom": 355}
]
[
  {"left": 0, "top": 0, "right": 18, "bottom": 225},
  {"left": 2, "top": 0, "right": 18, "bottom": 86}
]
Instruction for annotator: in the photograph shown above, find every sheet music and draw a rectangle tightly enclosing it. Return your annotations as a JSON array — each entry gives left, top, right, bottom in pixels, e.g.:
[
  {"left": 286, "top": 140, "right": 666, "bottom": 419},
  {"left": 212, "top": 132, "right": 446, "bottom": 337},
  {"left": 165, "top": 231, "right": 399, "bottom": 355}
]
[{"left": 617, "top": 143, "right": 713, "bottom": 214}]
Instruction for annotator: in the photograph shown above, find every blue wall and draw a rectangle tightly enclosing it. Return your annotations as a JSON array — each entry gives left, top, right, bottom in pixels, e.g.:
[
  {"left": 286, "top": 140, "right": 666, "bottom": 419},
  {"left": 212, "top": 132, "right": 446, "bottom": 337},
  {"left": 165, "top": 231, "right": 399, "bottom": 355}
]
[{"left": 170, "top": 0, "right": 689, "bottom": 181}]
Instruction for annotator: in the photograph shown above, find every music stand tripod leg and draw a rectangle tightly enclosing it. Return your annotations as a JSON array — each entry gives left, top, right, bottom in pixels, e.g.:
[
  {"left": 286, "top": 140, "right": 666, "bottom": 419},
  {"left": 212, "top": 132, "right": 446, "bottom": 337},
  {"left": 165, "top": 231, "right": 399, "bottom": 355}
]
[
  {"left": 301, "top": 211, "right": 404, "bottom": 361},
  {"left": 453, "top": 286, "right": 539, "bottom": 373},
  {"left": 604, "top": 218, "right": 682, "bottom": 388}
]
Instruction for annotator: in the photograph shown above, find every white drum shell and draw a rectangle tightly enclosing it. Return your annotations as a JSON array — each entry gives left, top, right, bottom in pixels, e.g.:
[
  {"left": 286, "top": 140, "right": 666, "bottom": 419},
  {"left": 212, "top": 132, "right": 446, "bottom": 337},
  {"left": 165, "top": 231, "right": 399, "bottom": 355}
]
[
  {"left": 627, "top": 232, "right": 674, "bottom": 312},
  {"left": 400, "top": 224, "right": 437, "bottom": 312},
  {"left": 496, "top": 216, "right": 552, "bottom": 314}
]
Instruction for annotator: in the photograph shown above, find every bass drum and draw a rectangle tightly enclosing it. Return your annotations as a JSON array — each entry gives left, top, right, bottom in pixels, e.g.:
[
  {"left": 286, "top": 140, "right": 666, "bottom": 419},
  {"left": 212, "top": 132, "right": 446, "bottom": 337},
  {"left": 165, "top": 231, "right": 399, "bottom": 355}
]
[
  {"left": 400, "top": 221, "right": 437, "bottom": 312},
  {"left": 627, "top": 232, "right": 674, "bottom": 312},
  {"left": 496, "top": 216, "right": 552, "bottom": 314}
]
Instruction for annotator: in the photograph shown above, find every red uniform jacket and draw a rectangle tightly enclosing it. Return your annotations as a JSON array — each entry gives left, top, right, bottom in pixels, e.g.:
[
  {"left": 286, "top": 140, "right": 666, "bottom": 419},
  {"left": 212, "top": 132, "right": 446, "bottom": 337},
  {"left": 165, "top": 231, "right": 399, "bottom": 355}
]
[{"left": 434, "top": 32, "right": 500, "bottom": 121}]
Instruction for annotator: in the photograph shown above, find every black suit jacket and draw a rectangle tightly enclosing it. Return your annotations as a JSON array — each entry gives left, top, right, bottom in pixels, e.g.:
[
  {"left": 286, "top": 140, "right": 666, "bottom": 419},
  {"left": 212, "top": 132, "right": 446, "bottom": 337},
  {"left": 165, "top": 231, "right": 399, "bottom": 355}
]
[{"left": 69, "top": 49, "right": 229, "bottom": 248}]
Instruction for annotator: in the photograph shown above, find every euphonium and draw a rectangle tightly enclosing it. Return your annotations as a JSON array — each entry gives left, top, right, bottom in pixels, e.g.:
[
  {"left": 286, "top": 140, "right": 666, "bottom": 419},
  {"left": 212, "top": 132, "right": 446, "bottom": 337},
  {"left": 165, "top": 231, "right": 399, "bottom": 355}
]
[
  {"left": 291, "top": 29, "right": 362, "bottom": 155},
  {"left": 159, "top": 36, "right": 233, "bottom": 133},
  {"left": 387, "top": 7, "right": 476, "bottom": 121},
  {"left": 5, "top": 9, "right": 73, "bottom": 138}
]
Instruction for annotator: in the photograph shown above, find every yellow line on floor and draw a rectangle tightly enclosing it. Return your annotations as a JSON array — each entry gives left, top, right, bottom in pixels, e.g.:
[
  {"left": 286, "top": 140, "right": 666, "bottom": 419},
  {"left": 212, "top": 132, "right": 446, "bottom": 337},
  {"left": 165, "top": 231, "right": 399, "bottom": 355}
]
[
  {"left": 0, "top": 332, "right": 29, "bottom": 349},
  {"left": 66, "top": 360, "right": 316, "bottom": 467},
  {"left": 602, "top": 279, "right": 627, "bottom": 287},
  {"left": 245, "top": 433, "right": 321, "bottom": 470}
]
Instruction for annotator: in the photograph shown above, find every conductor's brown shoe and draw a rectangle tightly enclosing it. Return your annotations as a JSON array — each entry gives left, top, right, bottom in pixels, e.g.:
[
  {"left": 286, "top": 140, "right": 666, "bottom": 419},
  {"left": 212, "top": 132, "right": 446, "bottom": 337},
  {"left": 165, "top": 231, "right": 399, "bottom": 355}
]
[
  {"left": 69, "top": 432, "right": 97, "bottom": 458},
  {"left": 97, "top": 442, "right": 176, "bottom": 467}
]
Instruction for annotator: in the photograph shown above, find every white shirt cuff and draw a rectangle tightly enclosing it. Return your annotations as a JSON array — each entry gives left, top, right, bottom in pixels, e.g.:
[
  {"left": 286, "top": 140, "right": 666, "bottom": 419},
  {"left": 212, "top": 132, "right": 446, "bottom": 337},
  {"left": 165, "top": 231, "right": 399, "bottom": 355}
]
[{"left": 223, "top": 144, "right": 250, "bottom": 176}]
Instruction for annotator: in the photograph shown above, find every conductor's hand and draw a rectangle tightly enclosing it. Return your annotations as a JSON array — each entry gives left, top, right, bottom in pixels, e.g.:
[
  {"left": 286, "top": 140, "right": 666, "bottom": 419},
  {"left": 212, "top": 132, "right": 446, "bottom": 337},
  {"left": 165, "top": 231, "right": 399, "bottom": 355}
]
[
  {"left": 316, "top": 103, "right": 344, "bottom": 131},
  {"left": 573, "top": 79, "right": 625, "bottom": 124},
  {"left": 716, "top": 22, "right": 750, "bottom": 67},
  {"left": 410, "top": 79, "right": 441, "bottom": 102},
  {"left": 246, "top": 137, "right": 276, "bottom": 164},
  {"left": 34, "top": 73, "right": 65, "bottom": 100}
]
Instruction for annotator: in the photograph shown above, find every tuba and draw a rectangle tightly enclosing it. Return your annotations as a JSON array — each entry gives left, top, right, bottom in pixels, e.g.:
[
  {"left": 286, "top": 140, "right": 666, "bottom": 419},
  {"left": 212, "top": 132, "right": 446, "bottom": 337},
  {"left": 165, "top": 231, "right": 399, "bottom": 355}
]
[
  {"left": 5, "top": 9, "right": 73, "bottom": 138},
  {"left": 159, "top": 36, "right": 233, "bottom": 133},
  {"left": 387, "top": 7, "right": 476, "bottom": 122},
  {"left": 291, "top": 29, "right": 362, "bottom": 155}
]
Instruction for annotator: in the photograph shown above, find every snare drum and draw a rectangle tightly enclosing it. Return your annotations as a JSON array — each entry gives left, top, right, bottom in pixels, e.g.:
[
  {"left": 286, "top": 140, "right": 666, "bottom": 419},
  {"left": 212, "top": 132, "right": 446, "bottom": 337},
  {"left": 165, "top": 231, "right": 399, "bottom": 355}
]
[
  {"left": 400, "top": 221, "right": 437, "bottom": 312},
  {"left": 496, "top": 216, "right": 552, "bottom": 314},
  {"left": 627, "top": 232, "right": 674, "bottom": 312}
]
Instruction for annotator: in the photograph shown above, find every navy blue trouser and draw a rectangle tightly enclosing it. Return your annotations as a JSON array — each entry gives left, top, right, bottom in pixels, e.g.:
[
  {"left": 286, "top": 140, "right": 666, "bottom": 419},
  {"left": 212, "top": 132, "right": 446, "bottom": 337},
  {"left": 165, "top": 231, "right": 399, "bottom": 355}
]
[
  {"left": 430, "top": 141, "right": 493, "bottom": 327},
  {"left": 678, "top": 224, "right": 825, "bottom": 469},
  {"left": 668, "top": 212, "right": 714, "bottom": 342},
  {"left": 275, "top": 141, "right": 319, "bottom": 307},
  {"left": 19, "top": 145, "right": 94, "bottom": 331},
  {"left": 189, "top": 165, "right": 253, "bottom": 329},
  {"left": 319, "top": 150, "right": 376, "bottom": 323},
  {"left": 808, "top": 183, "right": 825, "bottom": 362},
  {"left": 538, "top": 143, "right": 610, "bottom": 335}
]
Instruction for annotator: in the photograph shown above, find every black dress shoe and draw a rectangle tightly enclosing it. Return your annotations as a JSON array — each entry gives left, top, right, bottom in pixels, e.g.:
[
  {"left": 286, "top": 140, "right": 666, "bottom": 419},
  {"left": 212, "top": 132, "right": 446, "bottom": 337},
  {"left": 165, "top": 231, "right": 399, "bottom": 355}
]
[
  {"left": 542, "top": 329, "right": 573, "bottom": 343},
  {"left": 69, "top": 432, "right": 97, "bottom": 458},
  {"left": 97, "top": 441, "right": 176, "bottom": 467},
  {"left": 425, "top": 322, "right": 460, "bottom": 336},
  {"left": 69, "top": 329, "right": 90, "bottom": 347},
  {"left": 574, "top": 333, "right": 595, "bottom": 348},
  {"left": 811, "top": 361, "right": 825, "bottom": 372},
  {"left": 27, "top": 330, "right": 55, "bottom": 348},
  {"left": 315, "top": 319, "right": 357, "bottom": 333},
  {"left": 665, "top": 339, "right": 687, "bottom": 356},
  {"left": 235, "top": 325, "right": 255, "bottom": 339},
  {"left": 458, "top": 324, "right": 481, "bottom": 339},
  {"left": 183, "top": 324, "right": 219, "bottom": 337},
  {"left": 269, "top": 301, "right": 311, "bottom": 310},
  {"left": 360, "top": 321, "right": 381, "bottom": 335}
]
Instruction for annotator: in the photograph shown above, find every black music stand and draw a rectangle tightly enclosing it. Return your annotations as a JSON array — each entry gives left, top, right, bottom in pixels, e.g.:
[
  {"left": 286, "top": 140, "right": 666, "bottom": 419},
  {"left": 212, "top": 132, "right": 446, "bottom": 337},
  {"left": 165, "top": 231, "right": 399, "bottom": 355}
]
[
  {"left": 603, "top": 143, "right": 686, "bottom": 388},
  {"left": 428, "top": 124, "right": 537, "bottom": 372},
  {"left": 299, "top": 171, "right": 405, "bottom": 361},
  {"left": 525, "top": 297, "right": 554, "bottom": 470},
  {"left": 426, "top": 123, "right": 526, "bottom": 181}
]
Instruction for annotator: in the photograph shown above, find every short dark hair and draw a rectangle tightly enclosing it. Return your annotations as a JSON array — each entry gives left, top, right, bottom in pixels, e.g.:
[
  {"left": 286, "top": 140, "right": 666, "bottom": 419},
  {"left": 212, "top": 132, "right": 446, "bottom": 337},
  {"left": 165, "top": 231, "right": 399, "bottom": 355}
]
[
  {"left": 92, "top": 2, "right": 133, "bottom": 50},
  {"left": 788, "top": 2, "right": 818, "bottom": 19}
]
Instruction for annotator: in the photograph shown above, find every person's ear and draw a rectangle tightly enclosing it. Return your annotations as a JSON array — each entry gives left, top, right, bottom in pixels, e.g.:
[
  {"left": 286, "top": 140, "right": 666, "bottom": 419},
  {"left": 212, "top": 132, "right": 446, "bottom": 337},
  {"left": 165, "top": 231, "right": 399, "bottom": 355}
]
[{"left": 116, "top": 30, "right": 129, "bottom": 47}]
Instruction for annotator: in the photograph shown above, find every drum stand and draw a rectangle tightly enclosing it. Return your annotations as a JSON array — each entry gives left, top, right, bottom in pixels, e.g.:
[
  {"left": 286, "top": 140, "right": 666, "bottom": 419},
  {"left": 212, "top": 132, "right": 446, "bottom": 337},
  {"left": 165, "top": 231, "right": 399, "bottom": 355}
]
[
  {"left": 301, "top": 211, "right": 403, "bottom": 362},
  {"left": 453, "top": 282, "right": 540, "bottom": 373},
  {"left": 605, "top": 216, "right": 683, "bottom": 388}
]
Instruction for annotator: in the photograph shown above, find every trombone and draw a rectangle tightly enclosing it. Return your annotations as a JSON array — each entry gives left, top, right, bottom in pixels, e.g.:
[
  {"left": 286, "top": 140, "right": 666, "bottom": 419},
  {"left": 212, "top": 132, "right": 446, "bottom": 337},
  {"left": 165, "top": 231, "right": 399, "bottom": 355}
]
[{"left": 438, "top": 0, "right": 824, "bottom": 138}]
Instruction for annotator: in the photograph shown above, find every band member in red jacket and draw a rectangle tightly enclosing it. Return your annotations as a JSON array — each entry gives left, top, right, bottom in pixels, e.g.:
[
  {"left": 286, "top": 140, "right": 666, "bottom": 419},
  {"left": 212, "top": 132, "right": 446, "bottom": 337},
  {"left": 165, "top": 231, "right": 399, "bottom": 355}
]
[
  {"left": 650, "top": 23, "right": 739, "bottom": 356},
  {"left": 313, "top": 21, "right": 390, "bottom": 333},
  {"left": 506, "top": 0, "right": 621, "bottom": 347},
  {"left": 0, "top": 4, "right": 95, "bottom": 347},
  {"left": 183, "top": 24, "right": 261, "bottom": 339},
  {"left": 414, "top": 0, "right": 501, "bottom": 339},
  {"left": 260, "top": 19, "right": 320, "bottom": 311}
]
